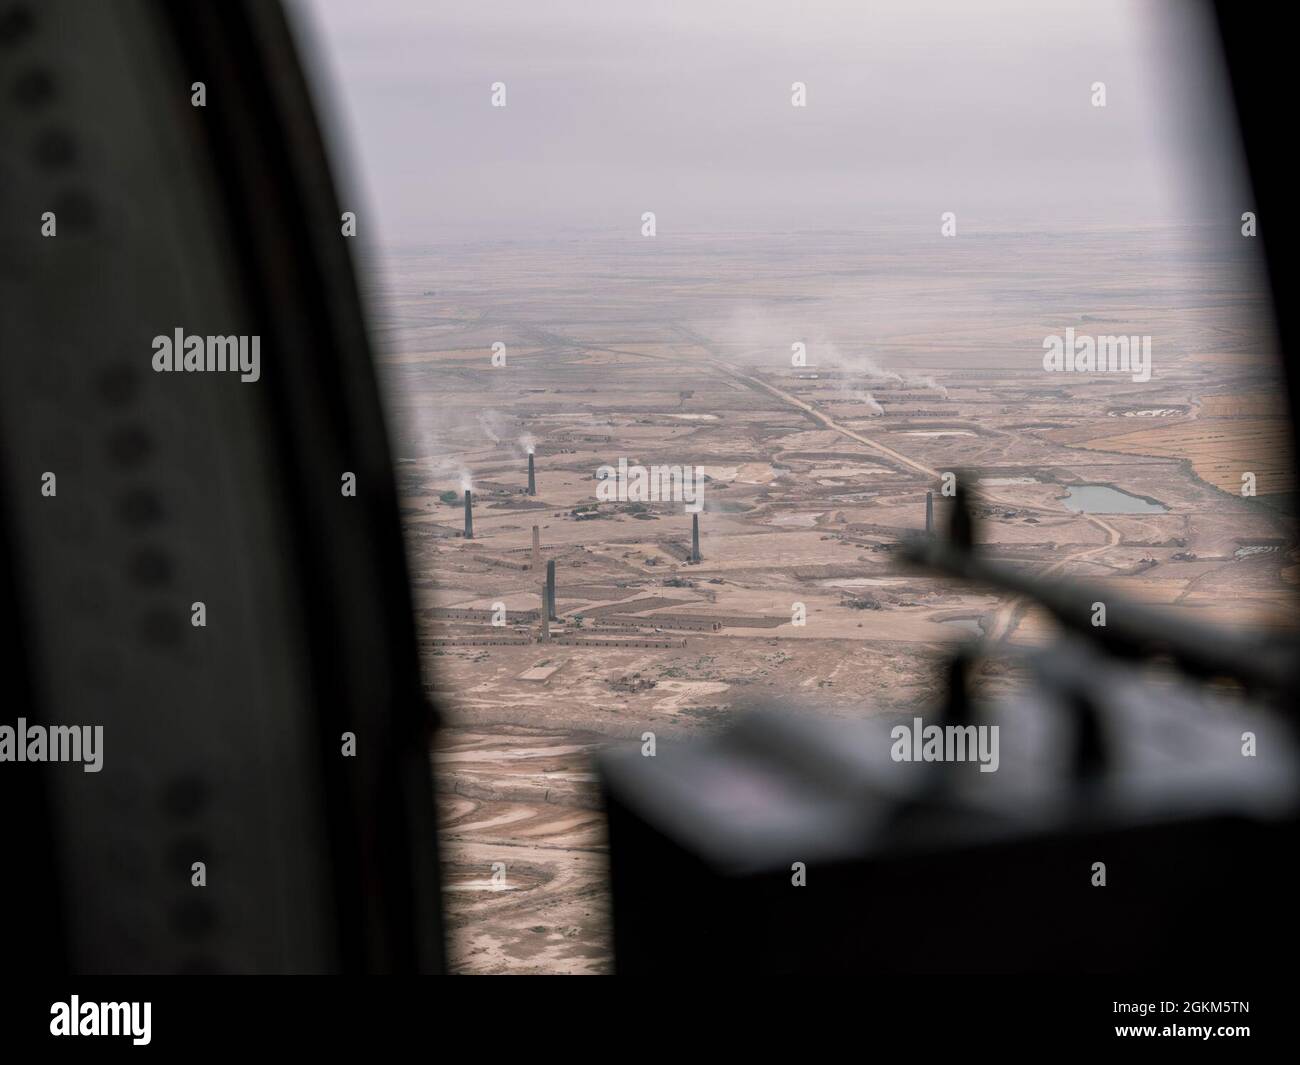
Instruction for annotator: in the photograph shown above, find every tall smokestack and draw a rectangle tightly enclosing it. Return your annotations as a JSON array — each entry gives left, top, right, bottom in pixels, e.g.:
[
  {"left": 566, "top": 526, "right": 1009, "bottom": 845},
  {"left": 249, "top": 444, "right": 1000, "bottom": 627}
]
[
  {"left": 546, "top": 560, "right": 557, "bottom": 621},
  {"left": 925, "top": 490, "right": 934, "bottom": 536},
  {"left": 690, "top": 513, "right": 701, "bottom": 563},
  {"left": 464, "top": 489, "right": 474, "bottom": 539},
  {"left": 539, "top": 585, "right": 549, "bottom": 642},
  {"left": 527, "top": 451, "right": 536, "bottom": 495},
  {"left": 531, "top": 525, "right": 541, "bottom": 570}
]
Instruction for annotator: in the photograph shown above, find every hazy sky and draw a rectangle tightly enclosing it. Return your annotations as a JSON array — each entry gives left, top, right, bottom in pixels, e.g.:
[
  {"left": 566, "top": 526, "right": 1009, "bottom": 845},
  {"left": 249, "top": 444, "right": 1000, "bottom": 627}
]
[{"left": 296, "top": 0, "right": 1248, "bottom": 245}]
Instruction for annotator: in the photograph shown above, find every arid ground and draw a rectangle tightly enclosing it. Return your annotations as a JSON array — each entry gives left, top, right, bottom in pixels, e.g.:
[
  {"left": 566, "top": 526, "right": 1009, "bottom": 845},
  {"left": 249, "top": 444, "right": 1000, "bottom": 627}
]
[{"left": 364, "top": 224, "right": 1295, "bottom": 973}]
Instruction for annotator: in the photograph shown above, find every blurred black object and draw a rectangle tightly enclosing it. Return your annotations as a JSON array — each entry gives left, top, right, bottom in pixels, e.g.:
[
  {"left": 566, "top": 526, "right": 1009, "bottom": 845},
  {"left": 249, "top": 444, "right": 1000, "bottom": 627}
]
[
  {"left": 600, "top": 2, "right": 1300, "bottom": 975},
  {"left": 602, "top": 473, "right": 1299, "bottom": 975},
  {"left": 600, "top": 512, "right": 1298, "bottom": 972},
  {"left": 0, "top": 0, "right": 443, "bottom": 972}
]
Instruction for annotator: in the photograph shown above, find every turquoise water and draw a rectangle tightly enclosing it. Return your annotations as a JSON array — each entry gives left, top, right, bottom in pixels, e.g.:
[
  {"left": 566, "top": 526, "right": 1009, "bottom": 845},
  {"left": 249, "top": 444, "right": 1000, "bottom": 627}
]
[{"left": 1062, "top": 485, "right": 1167, "bottom": 514}]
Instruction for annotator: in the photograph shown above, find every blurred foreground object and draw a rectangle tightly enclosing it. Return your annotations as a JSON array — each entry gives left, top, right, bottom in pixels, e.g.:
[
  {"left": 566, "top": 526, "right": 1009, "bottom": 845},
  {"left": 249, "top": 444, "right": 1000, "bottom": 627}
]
[
  {"left": 599, "top": 485, "right": 1298, "bottom": 973},
  {"left": 0, "top": 0, "right": 443, "bottom": 973}
]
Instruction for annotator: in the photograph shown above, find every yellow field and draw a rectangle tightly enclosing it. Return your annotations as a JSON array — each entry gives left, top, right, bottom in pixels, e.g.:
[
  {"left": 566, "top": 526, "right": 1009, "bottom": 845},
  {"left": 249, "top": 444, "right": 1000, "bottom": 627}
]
[{"left": 1080, "top": 393, "right": 1292, "bottom": 496}]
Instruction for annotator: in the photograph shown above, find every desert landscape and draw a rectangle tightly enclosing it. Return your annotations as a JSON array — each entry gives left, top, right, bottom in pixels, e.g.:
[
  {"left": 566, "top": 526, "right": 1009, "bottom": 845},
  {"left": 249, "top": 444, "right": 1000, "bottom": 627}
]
[{"left": 362, "top": 222, "right": 1295, "bottom": 973}]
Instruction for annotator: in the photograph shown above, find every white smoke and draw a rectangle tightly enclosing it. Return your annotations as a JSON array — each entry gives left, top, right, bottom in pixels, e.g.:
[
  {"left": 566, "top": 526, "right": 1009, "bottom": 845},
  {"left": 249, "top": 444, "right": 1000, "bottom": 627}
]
[
  {"left": 715, "top": 304, "right": 948, "bottom": 401},
  {"left": 399, "top": 397, "right": 479, "bottom": 495},
  {"left": 902, "top": 374, "right": 949, "bottom": 399},
  {"left": 476, "top": 408, "right": 514, "bottom": 446}
]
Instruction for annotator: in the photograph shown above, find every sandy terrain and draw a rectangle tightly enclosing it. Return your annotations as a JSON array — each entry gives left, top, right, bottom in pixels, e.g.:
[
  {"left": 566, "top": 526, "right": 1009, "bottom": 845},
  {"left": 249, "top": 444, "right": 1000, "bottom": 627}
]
[{"left": 367, "top": 225, "right": 1296, "bottom": 973}]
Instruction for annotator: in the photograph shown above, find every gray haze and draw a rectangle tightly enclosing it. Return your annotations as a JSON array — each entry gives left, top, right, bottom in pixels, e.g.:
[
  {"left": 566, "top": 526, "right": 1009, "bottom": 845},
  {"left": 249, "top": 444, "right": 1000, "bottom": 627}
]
[{"left": 296, "top": 0, "right": 1249, "bottom": 245}]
